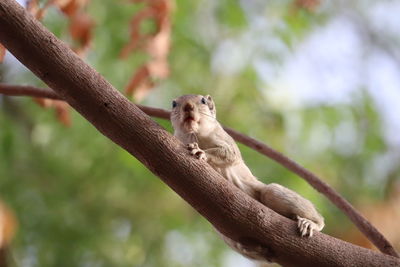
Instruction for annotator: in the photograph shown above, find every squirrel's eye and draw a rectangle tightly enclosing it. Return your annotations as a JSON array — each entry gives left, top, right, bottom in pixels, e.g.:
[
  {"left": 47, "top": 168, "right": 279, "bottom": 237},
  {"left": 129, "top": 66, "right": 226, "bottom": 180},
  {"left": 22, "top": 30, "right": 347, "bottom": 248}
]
[
  {"left": 201, "top": 97, "right": 207, "bottom": 104},
  {"left": 172, "top": 100, "right": 177, "bottom": 108}
]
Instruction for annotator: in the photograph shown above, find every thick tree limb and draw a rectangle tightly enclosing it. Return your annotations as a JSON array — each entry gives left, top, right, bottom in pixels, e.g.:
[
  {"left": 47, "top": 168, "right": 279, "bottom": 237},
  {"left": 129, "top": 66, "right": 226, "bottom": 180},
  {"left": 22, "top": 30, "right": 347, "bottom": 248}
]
[
  {"left": 0, "top": 83, "right": 398, "bottom": 259},
  {"left": 0, "top": 0, "right": 399, "bottom": 266}
]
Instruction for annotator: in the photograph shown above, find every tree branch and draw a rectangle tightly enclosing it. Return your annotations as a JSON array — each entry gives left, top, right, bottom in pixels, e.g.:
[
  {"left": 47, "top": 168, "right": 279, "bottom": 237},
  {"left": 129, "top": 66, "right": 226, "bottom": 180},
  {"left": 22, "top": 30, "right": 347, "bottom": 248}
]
[
  {"left": 0, "top": 84, "right": 59, "bottom": 99},
  {"left": 0, "top": 0, "right": 399, "bottom": 265},
  {"left": 0, "top": 83, "right": 397, "bottom": 258}
]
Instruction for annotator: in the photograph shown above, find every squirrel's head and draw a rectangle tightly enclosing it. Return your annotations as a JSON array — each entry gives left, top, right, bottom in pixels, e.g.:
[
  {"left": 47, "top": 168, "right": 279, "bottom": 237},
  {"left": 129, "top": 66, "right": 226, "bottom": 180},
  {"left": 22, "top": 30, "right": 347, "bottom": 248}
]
[{"left": 170, "top": 94, "right": 216, "bottom": 134}]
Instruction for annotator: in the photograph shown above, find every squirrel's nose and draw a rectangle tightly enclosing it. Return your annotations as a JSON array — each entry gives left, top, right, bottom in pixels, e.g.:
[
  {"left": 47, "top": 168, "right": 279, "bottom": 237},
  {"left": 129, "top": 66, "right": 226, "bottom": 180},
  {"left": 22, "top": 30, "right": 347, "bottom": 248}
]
[{"left": 184, "top": 102, "right": 194, "bottom": 112}]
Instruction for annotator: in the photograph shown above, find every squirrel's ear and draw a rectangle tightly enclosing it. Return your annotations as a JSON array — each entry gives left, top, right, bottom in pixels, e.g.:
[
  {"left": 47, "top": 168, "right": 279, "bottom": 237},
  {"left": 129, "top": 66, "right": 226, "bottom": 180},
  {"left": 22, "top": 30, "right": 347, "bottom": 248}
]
[{"left": 205, "top": 95, "right": 216, "bottom": 116}]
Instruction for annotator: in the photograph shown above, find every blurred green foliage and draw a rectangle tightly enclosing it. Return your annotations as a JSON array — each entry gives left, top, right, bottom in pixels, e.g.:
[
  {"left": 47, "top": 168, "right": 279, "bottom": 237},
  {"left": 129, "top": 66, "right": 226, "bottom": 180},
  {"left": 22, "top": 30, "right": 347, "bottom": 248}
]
[{"left": 1, "top": 0, "right": 399, "bottom": 266}]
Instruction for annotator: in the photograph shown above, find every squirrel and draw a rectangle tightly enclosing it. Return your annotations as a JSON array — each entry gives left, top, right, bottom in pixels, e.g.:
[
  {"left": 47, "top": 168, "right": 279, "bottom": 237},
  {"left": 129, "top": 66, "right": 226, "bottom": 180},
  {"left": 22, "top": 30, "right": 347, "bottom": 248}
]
[{"left": 170, "top": 94, "right": 324, "bottom": 260}]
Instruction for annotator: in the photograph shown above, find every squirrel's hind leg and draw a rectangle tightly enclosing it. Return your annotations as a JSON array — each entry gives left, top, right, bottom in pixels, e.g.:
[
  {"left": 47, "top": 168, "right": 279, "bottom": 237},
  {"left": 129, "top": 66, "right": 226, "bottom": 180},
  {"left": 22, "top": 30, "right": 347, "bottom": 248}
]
[{"left": 257, "top": 182, "right": 324, "bottom": 237}]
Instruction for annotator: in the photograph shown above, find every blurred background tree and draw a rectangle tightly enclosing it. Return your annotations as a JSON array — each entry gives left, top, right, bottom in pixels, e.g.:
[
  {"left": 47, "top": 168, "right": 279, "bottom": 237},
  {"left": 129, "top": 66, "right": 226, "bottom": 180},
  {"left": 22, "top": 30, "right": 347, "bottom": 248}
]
[{"left": 0, "top": 0, "right": 399, "bottom": 266}]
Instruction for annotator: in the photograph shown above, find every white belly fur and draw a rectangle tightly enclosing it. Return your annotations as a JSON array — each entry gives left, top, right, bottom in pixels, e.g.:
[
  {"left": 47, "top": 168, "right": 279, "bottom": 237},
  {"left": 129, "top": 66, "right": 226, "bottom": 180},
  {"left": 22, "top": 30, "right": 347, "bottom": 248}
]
[{"left": 213, "top": 161, "right": 259, "bottom": 198}]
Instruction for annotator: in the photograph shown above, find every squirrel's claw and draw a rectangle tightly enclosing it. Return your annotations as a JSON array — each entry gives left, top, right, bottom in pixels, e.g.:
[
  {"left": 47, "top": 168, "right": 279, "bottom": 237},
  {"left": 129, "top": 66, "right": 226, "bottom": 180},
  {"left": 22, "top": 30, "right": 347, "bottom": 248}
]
[
  {"left": 187, "top": 143, "right": 199, "bottom": 150},
  {"left": 187, "top": 143, "right": 207, "bottom": 160},
  {"left": 296, "top": 216, "right": 316, "bottom": 237},
  {"left": 194, "top": 150, "right": 207, "bottom": 160}
]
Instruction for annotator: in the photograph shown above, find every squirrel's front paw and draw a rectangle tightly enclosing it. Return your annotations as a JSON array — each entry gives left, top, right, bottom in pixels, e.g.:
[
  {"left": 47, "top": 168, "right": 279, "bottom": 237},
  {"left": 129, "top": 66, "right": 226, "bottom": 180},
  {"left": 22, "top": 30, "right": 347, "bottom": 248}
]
[
  {"left": 296, "top": 216, "right": 318, "bottom": 237},
  {"left": 187, "top": 143, "right": 207, "bottom": 160}
]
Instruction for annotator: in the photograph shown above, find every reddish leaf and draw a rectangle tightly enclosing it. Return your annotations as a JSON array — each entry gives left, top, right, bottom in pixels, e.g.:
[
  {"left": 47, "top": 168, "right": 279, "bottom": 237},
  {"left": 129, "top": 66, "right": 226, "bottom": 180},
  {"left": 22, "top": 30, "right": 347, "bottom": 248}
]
[
  {"left": 25, "top": 0, "right": 86, "bottom": 125},
  {"left": 146, "top": 25, "right": 170, "bottom": 79},
  {"left": 27, "top": 0, "right": 52, "bottom": 20},
  {"left": 69, "top": 12, "right": 94, "bottom": 57},
  {"left": 34, "top": 97, "right": 54, "bottom": 108},
  {"left": 26, "top": 0, "right": 40, "bottom": 14},
  {"left": 33, "top": 98, "right": 71, "bottom": 126},
  {"left": 52, "top": 0, "right": 90, "bottom": 16},
  {"left": 125, "top": 65, "right": 151, "bottom": 97},
  {"left": 294, "top": 0, "right": 320, "bottom": 11},
  {"left": 120, "top": 8, "right": 154, "bottom": 58},
  {"left": 122, "top": 0, "right": 172, "bottom": 100},
  {"left": 133, "top": 79, "right": 154, "bottom": 102},
  {"left": 0, "top": 201, "right": 17, "bottom": 249},
  {"left": 54, "top": 100, "right": 71, "bottom": 126},
  {"left": 0, "top": 43, "right": 5, "bottom": 63}
]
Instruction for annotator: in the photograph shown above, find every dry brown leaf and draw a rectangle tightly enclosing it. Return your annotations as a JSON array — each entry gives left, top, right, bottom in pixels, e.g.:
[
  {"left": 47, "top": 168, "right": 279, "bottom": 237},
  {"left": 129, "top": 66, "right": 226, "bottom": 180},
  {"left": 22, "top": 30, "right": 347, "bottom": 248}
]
[
  {"left": 125, "top": 65, "right": 150, "bottom": 97},
  {"left": 27, "top": 0, "right": 53, "bottom": 20},
  {"left": 54, "top": 100, "right": 71, "bottom": 126},
  {"left": 133, "top": 79, "right": 154, "bottom": 101},
  {"left": 144, "top": 0, "right": 170, "bottom": 80},
  {"left": 0, "top": 201, "right": 17, "bottom": 249},
  {"left": 25, "top": 0, "right": 87, "bottom": 126},
  {"left": 122, "top": 0, "right": 172, "bottom": 100},
  {"left": 0, "top": 43, "right": 5, "bottom": 63},
  {"left": 147, "top": 58, "right": 169, "bottom": 79},
  {"left": 52, "top": 0, "right": 90, "bottom": 16},
  {"left": 34, "top": 98, "right": 71, "bottom": 126},
  {"left": 34, "top": 97, "right": 54, "bottom": 108},
  {"left": 146, "top": 26, "right": 170, "bottom": 79},
  {"left": 146, "top": 22, "right": 170, "bottom": 58},
  {"left": 50, "top": 0, "right": 73, "bottom": 8},
  {"left": 69, "top": 12, "right": 94, "bottom": 57},
  {"left": 120, "top": 8, "right": 154, "bottom": 58},
  {"left": 294, "top": 0, "right": 320, "bottom": 11},
  {"left": 26, "top": 0, "right": 40, "bottom": 14}
]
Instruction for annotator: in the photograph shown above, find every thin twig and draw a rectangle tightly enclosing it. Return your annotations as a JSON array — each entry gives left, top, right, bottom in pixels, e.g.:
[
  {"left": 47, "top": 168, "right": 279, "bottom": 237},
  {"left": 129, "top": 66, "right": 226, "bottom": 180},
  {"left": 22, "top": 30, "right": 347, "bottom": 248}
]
[
  {"left": 0, "top": 83, "right": 398, "bottom": 257},
  {"left": 0, "top": 84, "right": 59, "bottom": 99}
]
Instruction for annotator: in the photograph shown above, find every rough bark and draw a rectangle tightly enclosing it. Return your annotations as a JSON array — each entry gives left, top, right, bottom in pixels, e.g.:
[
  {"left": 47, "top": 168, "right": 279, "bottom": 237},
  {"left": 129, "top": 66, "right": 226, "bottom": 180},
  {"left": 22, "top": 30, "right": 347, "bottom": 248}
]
[{"left": 0, "top": 0, "right": 399, "bottom": 266}]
